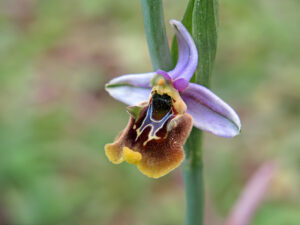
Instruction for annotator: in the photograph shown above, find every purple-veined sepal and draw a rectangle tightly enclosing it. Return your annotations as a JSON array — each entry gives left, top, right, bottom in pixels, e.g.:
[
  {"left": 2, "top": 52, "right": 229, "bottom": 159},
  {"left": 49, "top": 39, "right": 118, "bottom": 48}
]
[
  {"left": 181, "top": 83, "right": 241, "bottom": 137},
  {"left": 168, "top": 20, "right": 198, "bottom": 82},
  {"left": 105, "top": 72, "right": 154, "bottom": 106}
]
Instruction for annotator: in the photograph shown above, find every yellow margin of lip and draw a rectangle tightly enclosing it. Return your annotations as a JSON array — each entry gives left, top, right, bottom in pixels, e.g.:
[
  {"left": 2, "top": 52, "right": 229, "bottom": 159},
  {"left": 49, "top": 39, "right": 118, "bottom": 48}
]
[{"left": 123, "top": 147, "right": 142, "bottom": 165}]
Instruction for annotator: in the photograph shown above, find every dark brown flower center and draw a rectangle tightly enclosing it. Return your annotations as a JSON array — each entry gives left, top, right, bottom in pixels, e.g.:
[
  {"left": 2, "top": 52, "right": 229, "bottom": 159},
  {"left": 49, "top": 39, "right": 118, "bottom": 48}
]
[
  {"left": 132, "top": 93, "right": 175, "bottom": 147},
  {"left": 152, "top": 92, "right": 172, "bottom": 120}
]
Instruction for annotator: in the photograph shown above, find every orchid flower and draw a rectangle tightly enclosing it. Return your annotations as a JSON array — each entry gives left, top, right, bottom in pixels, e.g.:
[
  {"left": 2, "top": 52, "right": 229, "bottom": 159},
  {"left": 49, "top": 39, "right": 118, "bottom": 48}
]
[{"left": 105, "top": 20, "right": 241, "bottom": 178}]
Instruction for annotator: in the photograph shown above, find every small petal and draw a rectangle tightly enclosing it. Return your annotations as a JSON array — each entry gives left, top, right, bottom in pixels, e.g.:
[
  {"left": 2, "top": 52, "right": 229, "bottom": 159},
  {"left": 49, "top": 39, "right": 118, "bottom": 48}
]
[
  {"left": 168, "top": 20, "right": 198, "bottom": 82},
  {"left": 173, "top": 78, "right": 189, "bottom": 92},
  {"left": 156, "top": 69, "right": 172, "bottom": 81},
  {"left": 181, "top": 83, "right": 241, "bottom": 137},
  {"left": 105, "top": 72, "right": 155, "bottom": 106}
]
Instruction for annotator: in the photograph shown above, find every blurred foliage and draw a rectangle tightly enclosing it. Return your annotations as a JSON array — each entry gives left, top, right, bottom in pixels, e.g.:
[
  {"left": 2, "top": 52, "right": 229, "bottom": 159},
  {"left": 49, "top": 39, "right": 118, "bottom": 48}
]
[{"left": 0, "top": 0, "right": 299, "bottom": 225}]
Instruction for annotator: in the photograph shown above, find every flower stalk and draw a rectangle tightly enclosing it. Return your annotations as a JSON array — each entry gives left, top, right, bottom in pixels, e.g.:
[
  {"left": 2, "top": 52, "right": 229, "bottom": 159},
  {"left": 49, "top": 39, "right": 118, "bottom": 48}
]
[
  {"left": 141, "top": 0, "right": 218, "bottom": 225},
  {"left": 183, "top": 0, "right": 218, "bottom": 225}
]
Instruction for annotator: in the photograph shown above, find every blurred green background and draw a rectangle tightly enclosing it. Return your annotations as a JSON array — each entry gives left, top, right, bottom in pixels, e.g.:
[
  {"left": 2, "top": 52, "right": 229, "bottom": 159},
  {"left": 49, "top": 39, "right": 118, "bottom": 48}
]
[{"left": 0, "top": 0, "right": 299, "bottom": 225}]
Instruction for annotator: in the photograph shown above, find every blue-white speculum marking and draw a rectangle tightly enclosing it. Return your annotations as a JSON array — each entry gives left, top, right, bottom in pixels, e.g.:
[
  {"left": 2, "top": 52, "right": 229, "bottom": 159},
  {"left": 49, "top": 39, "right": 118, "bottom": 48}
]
[{"left": 135, "top": 93, "right": 174, "bottom": 146}]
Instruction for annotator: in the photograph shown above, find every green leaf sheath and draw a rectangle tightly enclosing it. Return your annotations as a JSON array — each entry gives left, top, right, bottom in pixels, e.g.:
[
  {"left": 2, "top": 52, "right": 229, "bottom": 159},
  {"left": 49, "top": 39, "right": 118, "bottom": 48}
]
[
  {"left": 183, "top": 127, "right": 204, "bottom": 225},
  {"left": 141, "top": 0, "right": 173, "bottom": 71},
  {"left": 182, "top": 0, "right": 218, "bottom": 225},
  {"left": 193, "top": 0, "right": 218, "bottom": 87}
]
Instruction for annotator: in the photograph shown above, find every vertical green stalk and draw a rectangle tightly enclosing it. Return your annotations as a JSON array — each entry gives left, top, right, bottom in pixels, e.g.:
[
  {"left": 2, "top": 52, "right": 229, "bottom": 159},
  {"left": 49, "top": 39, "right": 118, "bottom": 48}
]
[
  {"left": 183, "top": 127, "right": 204, "bottom": 225},
  {"left": 141, "top": 0, "right": 218, "bottom": 225},
  {"left": 183, "top": 1, "right": 218, "bottom": 225},
  {"left": 141, "top": 0, "right": 173, "bottom": 71},
  {"left": 193, "top": 0, "right": 218, "bottom": 88}
]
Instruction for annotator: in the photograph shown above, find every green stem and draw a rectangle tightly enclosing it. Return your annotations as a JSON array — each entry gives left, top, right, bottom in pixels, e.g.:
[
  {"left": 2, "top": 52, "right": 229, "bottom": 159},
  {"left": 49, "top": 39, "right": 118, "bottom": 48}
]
[
  {"left": 141, "top": 0, "right": 218, "bottom": 225},
  {"left": 183, "top": 128, "right": 204, "bottom": 225},
  {"left": 141, "top": 0, "right": 173, "bottom": 71},
  {"left": 182, "top": 0, "right": 218, "bottom": 225},
  {"left": 192, "top": 0, "right": 218, "bottom": 88}
]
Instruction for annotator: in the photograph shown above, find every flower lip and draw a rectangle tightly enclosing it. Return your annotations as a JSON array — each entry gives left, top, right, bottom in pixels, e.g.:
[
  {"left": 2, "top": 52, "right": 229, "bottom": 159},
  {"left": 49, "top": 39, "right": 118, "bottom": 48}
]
[{"left": 105, "top": 101, "right": 193, "bottom": 178}]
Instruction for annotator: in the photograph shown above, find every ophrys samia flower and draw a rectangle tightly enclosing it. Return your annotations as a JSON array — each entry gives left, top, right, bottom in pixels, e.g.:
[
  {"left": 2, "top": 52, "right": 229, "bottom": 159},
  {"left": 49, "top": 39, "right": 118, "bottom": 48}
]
[{"left": 105, "top": 20, "right": 241, "bottom": 178}]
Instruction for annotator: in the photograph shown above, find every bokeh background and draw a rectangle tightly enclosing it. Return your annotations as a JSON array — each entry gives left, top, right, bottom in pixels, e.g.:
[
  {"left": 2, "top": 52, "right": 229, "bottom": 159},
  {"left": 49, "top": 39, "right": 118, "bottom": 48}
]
[{"left": 0, "top": 0, "right": 299, "bottom": 225}]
